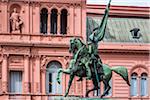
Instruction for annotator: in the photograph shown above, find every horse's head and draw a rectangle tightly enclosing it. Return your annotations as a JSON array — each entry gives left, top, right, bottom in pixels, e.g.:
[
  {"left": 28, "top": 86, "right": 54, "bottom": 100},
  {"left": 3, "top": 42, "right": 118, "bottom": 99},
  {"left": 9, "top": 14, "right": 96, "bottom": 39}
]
[{"left": 69, "top": 38, "right": 84, "bottom": 54}]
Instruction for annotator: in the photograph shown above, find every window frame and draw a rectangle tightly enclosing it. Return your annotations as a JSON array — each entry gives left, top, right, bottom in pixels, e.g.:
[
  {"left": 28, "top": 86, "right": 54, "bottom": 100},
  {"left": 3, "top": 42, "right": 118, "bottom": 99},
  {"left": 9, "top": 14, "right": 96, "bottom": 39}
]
[{"left": 9, "top": 71, "right": 23, "bottom": 93}]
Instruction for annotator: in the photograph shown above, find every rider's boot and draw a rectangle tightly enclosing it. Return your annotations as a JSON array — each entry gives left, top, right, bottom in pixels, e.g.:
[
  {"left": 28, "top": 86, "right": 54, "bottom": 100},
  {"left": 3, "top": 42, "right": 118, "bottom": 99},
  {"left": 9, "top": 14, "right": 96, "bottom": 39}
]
[{"left": 85, "top": 63, "right": 92, "bottom": 80}]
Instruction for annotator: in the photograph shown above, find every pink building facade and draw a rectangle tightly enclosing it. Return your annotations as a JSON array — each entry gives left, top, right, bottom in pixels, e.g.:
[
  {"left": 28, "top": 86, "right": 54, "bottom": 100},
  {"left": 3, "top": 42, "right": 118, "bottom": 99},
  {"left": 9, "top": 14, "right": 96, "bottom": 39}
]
[{"left": 0, "top": 0, "right": 149, "bottom": 100}]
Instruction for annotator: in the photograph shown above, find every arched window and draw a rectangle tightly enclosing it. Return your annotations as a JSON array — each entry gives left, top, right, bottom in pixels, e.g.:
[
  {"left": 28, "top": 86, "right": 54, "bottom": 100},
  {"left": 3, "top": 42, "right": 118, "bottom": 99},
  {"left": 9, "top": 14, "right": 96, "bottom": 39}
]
[
  {"left": 130, "top": 73, "right": 138, "bottom": 96},
  {"left": 40, "top": 8, "right": 48, "bottom": 34},
  {"left": 140, "top": 73, "right": 148, "bottom": 96},
  {"left": 60, "top": 9, "right": 67, "bottom": 34},
  {"left": 46, "top": 61, "right": 62, "bottom": 94},
  {"left": 51, "top": 9, "right": 58, "bottom": 34}
]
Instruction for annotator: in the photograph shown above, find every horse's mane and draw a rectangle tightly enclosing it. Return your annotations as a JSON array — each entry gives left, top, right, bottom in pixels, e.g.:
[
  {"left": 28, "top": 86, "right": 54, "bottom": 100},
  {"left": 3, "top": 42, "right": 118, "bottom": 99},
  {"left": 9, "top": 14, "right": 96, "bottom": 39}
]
[{"left": 76, "top": 38, "right": 86, "bottom": 46}]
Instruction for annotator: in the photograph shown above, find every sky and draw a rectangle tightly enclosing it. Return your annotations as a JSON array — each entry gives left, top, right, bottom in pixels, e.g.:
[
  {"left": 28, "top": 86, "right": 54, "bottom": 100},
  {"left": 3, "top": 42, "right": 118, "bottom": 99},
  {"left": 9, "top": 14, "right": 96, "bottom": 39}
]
[{"left": 87, "top": 0, "right": 150, "bottom": 7}]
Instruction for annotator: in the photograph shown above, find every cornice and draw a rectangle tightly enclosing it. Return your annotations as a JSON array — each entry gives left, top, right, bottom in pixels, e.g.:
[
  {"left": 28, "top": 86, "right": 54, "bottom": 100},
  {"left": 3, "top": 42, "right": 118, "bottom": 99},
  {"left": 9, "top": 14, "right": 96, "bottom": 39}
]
[
  {"left": 99, "top": 49, "right": 149, "bottom": 55},
  {"left": 87, "top": 4, "right": 150, "bottom": 18},
  {"left": 0, "top": 0, "right": 85, "bottom": 5},
  {"left": 99, "top": 42, "right": 150, "bottom": 54}
]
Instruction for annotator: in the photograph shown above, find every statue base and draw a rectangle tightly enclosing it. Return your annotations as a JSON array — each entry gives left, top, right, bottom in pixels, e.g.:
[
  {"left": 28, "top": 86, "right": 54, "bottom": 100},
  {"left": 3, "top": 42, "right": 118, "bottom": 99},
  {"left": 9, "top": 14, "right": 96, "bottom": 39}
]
[{"left": 48, "top": 96, "right": 112, "bottom": 100}]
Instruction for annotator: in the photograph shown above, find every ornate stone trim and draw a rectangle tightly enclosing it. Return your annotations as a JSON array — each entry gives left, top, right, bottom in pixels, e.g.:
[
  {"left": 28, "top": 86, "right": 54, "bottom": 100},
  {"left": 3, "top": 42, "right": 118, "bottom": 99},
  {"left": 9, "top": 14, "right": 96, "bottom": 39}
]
[
  {"left": 24, "top": 82, "right": 30, "bottom": 93},
  {"left": 2, "top": 81, "right": 8, "bottom": 93},
  {"left": 35, "top": 82, "right": 40, "bottom": 93}
]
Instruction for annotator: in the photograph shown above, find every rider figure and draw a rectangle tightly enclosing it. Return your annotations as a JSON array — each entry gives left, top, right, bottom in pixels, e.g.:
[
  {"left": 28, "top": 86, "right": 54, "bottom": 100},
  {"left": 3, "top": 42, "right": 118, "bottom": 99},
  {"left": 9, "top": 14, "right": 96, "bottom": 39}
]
[
  {"left": 77, "top": 27, "right": 105, "bottom": 81},
  {"left": 88, "top": 28, "right": 104, "bottom": 80}
]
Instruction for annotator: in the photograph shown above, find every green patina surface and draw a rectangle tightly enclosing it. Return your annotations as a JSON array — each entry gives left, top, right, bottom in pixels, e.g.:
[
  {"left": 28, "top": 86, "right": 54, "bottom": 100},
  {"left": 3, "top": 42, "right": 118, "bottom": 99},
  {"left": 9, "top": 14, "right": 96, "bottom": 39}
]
[
  {"left": 87, "top": 17, "right": 150, "bottom": 43},
  {"left": 49, "top": 96, "right": 111, "bottom": 100},
  {"left": 57, "top": 0, "right": 130, "bottom": 98}
]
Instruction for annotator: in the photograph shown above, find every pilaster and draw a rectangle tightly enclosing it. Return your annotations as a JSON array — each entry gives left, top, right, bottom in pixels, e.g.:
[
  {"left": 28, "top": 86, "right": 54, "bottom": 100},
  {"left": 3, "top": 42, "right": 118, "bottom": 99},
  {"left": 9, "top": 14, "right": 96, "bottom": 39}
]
[
  {"left": 69, "top": 4, "right": 74, "bottom": 35},
  {"left": 25, "top": 3, "right": 30, "bottom": 33},
  {"left": 75, "top": 4, "right": 81, "bottom": 36},
  {"left": 47, "top": 11, "right": 51, "bottom": 34},
  {"left": 2, "top": 54, "right": 8, "bottom": 93},
  {"left": 24, "top": 55, "right": 30, "bottom": 93},
  {"left": 34, "top": 55, "right": 41, "bottom": 93},
  {"left": 1, "top": 2, "right": 8, "bottom": 33},
  {"left": 67, "top": 12, "right": 70, "bottom": 34},
  {"left": 57, "top": 11, "right": 61, "bottom": 34},
  {"left": 41, "top": 68, "right": 46, "bottom": 94}
]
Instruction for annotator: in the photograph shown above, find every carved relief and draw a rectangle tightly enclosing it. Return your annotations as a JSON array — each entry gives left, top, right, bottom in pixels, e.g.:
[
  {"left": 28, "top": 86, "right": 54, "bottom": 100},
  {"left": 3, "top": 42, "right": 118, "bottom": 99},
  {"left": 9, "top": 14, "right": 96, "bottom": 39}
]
[
  {"left": 9, "top": 56, "right": 23, "bottom": 64},
  {"left": 24, "top": 82, "right": 30, "bottom": 93},
  {"left": 2, "top": 81, "right": 8, "bottom": 93},
  {"left": 9, "top": 4, "right": 23, "bottom": 33},
  {"left": 3, "top": 47, "right": 30, "bottom": 54},
  {"left": 9, "top": 56, "right": 24, "bottom": 69},
  {"left": 41, "top": 55, "right": 47, "bottom": 72},
  {"left": 35, "top": 82, "right": 40, "bottom": 93}
]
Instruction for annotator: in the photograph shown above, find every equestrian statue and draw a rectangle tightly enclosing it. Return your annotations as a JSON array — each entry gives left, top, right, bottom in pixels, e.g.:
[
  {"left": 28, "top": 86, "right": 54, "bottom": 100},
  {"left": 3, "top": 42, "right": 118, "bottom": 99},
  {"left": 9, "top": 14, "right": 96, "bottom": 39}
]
[{"left": 57, "top": 0, "right": 130, "bottom": 98}]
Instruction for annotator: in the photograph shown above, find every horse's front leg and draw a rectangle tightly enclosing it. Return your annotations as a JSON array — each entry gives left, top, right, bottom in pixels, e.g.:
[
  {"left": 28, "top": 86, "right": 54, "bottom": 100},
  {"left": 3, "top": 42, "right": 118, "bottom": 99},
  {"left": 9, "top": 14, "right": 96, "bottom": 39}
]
[
  {"left": 57, "top": 68, "right": 71, "bottom": 84},
  {"left": 64, "top": 73, "right": 75, "bottom": 97},
  {"left": 86, "top": 86, "right": 100, "bottom": 97},
  {"left": 101, "top": 79, "right": 111, "bottom": 98},
  {"left": 86, "top": 78, "right": 100, "bottom": 97}
]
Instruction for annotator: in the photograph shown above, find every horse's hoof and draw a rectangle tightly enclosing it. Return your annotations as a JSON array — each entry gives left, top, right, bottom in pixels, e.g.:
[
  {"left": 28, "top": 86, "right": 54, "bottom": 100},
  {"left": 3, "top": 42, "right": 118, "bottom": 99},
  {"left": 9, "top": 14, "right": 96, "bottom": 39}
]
[
  {"left": 64, "top": 94, "right": 67, "bottom": 97},
  {"left": 85, "top": 93, "right": 89, "bottom": 97},
  {"left": 100, "top": 95, "right": 104, "bottom": 98},
  {"left": 57, "top": 78, "right": 61, "bottom": 84}
]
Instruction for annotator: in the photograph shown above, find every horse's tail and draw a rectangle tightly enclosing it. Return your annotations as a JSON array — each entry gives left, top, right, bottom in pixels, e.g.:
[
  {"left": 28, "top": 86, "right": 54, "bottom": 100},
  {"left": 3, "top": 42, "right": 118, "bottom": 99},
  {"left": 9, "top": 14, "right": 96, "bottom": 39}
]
[{"left": 111, "top": 66, "right": 130, "bottom": 86}]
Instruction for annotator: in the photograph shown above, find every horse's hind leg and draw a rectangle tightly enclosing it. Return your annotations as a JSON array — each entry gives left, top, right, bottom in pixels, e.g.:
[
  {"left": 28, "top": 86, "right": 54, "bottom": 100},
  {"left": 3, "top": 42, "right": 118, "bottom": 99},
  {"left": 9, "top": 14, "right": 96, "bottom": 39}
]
[
  {"left": 64, "top": 73, "right": 75, "bottom": 97},
  {"left": 101, "top": 80, "right": 111, "bottom": 98},
  {"left": 86, "top": 79, "right": 100, "bottom": 97},
  {"left": 86, "top": 86, "right": 100, "bottom": 97}
]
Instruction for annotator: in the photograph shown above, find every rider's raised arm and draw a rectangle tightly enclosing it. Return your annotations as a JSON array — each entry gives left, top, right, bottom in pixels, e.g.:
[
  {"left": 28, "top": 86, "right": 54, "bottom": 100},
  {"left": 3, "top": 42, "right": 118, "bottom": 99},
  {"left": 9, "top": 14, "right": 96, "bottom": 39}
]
[{"left": 91, "top": 0, "right": 112, "bottom": 43}]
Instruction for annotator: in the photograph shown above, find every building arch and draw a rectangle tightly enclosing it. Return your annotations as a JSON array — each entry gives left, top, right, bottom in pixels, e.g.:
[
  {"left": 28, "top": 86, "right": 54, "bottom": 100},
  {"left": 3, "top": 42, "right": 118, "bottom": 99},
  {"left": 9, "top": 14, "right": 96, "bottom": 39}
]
[
  {"left": 40, "top": 8, "right": 48, "bottom": 34},
  {"left": 40, "top": 6, "right": 49, "bottom": 11},
  {"left": 9, "top": 3, "right": 22, "bottom": 13},
  {"left": 45, "top": 60, "right": 63, "bottom": 94},
  {"left": 60, "top": 5, "right": 69, "bottom": 13},
  {"left": 130, "top": 65, "right": 148, "bottom": 76},
  {"left": 49, "top": 5, "right": 60, "bottom": 13}
]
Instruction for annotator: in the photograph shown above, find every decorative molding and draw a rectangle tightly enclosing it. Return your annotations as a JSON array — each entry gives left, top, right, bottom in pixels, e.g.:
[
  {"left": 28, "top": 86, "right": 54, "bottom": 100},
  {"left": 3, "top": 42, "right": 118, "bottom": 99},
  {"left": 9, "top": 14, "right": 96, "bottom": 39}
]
[
  {"left": 41, "top": 55, "right": 47, "bottom": 71},
  {"left": 24, "top": 82, "right": 30, "bottom": 93},
  {"left": 3, "top": 47, "right": 30, "bottom": 55},
  {"left": 35, "top": 82, "right": 40, "bottom": 93},
  {"left": 2, "top": 81, "right": 8, "bottom": 93}
]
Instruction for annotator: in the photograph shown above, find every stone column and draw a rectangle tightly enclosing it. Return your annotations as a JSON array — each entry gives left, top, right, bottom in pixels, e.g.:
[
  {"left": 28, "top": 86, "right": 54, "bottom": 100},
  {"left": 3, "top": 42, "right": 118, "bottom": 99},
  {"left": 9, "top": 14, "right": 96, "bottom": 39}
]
[
  {"left": 69, "top": 4, "right": 74, "bottom": 35},
  {"left": 2, "top": 54, "right": 8, "bottom": 93},
  {"left": 1, "top": 2, "right": 8, "bottom": 33},
  {"left": 75, "top": 5, "right": 81, "bottom": 36},
  {"left": 67, "top": 12, "right": 70, "bottom": 34},
  {"left": 57, "top": 11, "right": 61, "bottom": 34},
  {"left": 81, "top": 3, "right": 87, "bottom": 41},
  {"left": 41, "top": 68, "right": 46, "bottom": 94},
  {"left": 24, "top": 55, "right": 30, "bottom": 93},
  {"left": 82, "top": 79, "right": 87, "bottom": 97},
  {"left": 33, "top": 4, "right": 40, "bottom": 34},
  {"left": 34, "top": 55, "right": 40, "bottom": 93},
  {"left": 25, "top": 3, "right": 30, "bottom": 33},
  {"left": 47, "top": 11, "right": 51, "bottom": 34}
]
